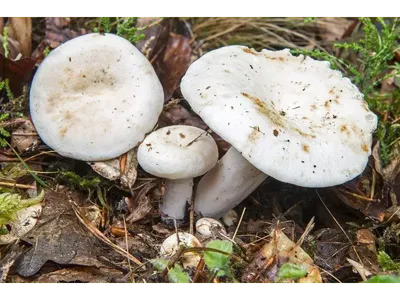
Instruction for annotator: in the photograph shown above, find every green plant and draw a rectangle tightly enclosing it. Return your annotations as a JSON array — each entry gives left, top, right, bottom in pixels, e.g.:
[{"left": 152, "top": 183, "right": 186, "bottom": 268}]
[
  {"left": 151, "top": 258, "right": 191, "bottom": 283},
  {"left": 93, "top": 17, "right": 147, "bottom": 44},
  {"left": 2, "top": 27, "right": 9, "bottom": 58},
  {"left": 58, "top": 171, "right": 101, "bottom": 191},
  {"left": 0, "top": 112, "right": 10, "bottom": 147},
  {"left": 378, "top": 251, "right": 400, "bottom": 271},
  {"left": 0, "top": 189, "right": 45, "bottom": 229},
  {"left": 203, "top": 240, "right": 235, "bottom": 280},
  {"left": 365, "top": 275, "right": 400, "bottom": 283},
  {"left": 277, "top": 263, "right": 308, "bottom": 280}
]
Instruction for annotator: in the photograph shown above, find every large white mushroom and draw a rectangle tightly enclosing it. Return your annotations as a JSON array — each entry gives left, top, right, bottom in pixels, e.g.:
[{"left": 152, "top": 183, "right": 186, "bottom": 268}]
[
  {"left": 30, "top": 33, "right": 164, "bottom": 161},
  {"left": 137, "top": 125, "right": 218, "bottom": 220},
  {"left": 181, "top": 45, "right": 378, "bottom": 217}
]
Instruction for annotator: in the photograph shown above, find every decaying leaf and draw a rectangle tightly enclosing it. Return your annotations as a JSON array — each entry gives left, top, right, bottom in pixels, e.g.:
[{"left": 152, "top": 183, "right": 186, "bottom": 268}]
[
  {"left": 13, "top": 191, "right": 104, "bottom": 277},
  {"left": 5, "top": 18, "right": 32, "bottom": 57},
  {"left": 33, "top": 266, "right": 124, "bottom": 283},
  {"left": 45, "top": 17, "right": 86, "bottom": 48},
  {"left": 136, "top": 18, "right": 171, "bottom": 63},
  {"left": 11, "top": 119, "right": 39, "bottom": 153},
  {"left": 0, "top": 53, "right": 35, "bottom": 95},
  {"left": 126, "top": 181, "right": 156, "bottom": 223},
  {"left": 158, "top": 33, "right": 192, "bottom": 102},
  {"left": 89, "top": 148, "right": 138, "bottom": 188},
  {"left": 242, "top": 227, "right": 322, "bottom": 283}
]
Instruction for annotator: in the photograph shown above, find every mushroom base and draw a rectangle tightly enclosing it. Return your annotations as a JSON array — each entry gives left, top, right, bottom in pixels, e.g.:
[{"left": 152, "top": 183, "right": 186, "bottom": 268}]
[{"left": 194, "top": 147, "right": 268, "bottom": 218}]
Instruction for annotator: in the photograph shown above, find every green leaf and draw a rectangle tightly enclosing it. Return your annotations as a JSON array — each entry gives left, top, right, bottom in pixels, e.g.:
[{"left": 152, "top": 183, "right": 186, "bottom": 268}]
[
  {"left": 204, "top": 240, "right": 233, "bottom": 276},
  {"left": 377, "top": 251, "right": 400, "bottom": 271},
  {"left": 278, "top": 263, "right": 308, "bottom": 279},
  {"left": 365, "top": 275, "right": 400, "bottom": 283},
  {"left": 151, "top": 259, "right": 191, "bottom": 283}
]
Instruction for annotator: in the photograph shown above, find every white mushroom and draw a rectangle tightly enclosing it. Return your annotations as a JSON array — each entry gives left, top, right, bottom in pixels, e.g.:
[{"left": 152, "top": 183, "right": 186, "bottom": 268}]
[
  {"left": 181, "top": 45, "right": 378, "bottom": 217},
  {"left": 160, "top": 232, "right": 202, "bottom": 268},
  {"left": 196, "top": 217, "right": 227, "bottom": 237},
  {"left": 30, "top": 33, "right": 164, "bottom": 161},
  {"left": 222, "top": 210, "right": 238, "bottom": 227},
  {"left": 137, "top": 125, "right": 218, "bottom": 220}
]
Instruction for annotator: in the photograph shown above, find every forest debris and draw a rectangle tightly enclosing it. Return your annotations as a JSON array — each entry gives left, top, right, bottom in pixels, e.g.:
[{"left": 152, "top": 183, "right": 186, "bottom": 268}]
[
  {"left": 11, "top": 119, "right": 39, "bottom": 153},
  {"left": 45, "top": 17, "right": 86, "bottom": 48},
  {"left": 89, "top": 148, "right": 138, "bottom": 189},
  {"left": 242, "top": 227, "right": 322, "bottom": 283},
  {"left": 158, "top": 33, "right": 192, "bottom": 102},
  {"left": 5, "top": 18, "right": 32, "bottom": 57},
  {"left": 0, "top": 53, "right": 35, "bottom": 95},
  {"left": 126, "top": 181, "right": 156, "bottom": 223},
  {"left": 13, "top": 191, "right": 104, "bottom": 277}
]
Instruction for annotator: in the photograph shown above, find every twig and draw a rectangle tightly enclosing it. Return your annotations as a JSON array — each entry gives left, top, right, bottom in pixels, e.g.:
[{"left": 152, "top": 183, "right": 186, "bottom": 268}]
[
  {"left": 232, "top": 207, "right": 246, "bottom": 241},
  {"left": 71, "top": 201, "right": 142, "bottom": 266},
  {"left": 0, "top": 181, "right": 36, "bottom": 189}
]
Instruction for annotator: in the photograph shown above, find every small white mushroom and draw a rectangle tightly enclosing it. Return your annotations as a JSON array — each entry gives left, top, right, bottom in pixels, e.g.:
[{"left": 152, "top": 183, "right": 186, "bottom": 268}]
[
  {"left": 160, "top": 232, "right": 202, "bottom": 268},
  {"left": 181, "top": 45, "right": 378, "bottom": 217},
  {"left": 137, "top": 125, "right": 218, "bottom": 220},
  {"left": 30, "top": 33, "right": 164, "bottom": 161},
  {"left": 196, "top": 217, "right": 227, "bottom": 237},
  {"left": 222, "top": 210, "right": 238, "bottom": 227}
]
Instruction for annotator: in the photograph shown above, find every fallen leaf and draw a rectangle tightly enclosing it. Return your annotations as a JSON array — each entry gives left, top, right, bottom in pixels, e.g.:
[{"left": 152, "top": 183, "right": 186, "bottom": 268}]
[
  {"left": 0, "top": 53, "right": 35, "bottom": 95},
  {"left": 45, "top": 17, "right": 86, "bottom": 49},
  {"left": 347, "top": 258, "right": 372, "bottom": 281},
  {"left": 158, "top": 33, "right": 192, "bottom": 102},
  {"left": 89, "top": 148, "right": 138, "bottom": 189},
  {"left": 6, "top": 18, "right": 32, "bottom": 57},
  {"left": 11, "top": 119, "right": 39, "bottom": 153},
  {"left": 13, "top": 190, "right": 104, "bottom": 277},
  {"left": 126, "top": 181, "right": 156, "bottom": 223},
  {"left": 242, "top": 227, "right": 322, "bottom": 283},
  {"left": 0, "top": 203, "right": 42, "bottom": 245},
  {"left": 34, "top": 266, "right": 124, "bottom": 283},
  {"left": 136, "top": 18, "right": 171, "bottom": 63}
]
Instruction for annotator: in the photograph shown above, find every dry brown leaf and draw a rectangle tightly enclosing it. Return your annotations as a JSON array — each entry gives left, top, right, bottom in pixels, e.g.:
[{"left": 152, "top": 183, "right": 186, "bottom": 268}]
[
  {"left": 34, "top": 266, "right": 124, "bottom": 283},
  {"left": 11, "top": 119, "right": 40, "bottom": 153},
  {"left": 158, "top": 33, "right": 192, "bottom": 102},
  {"left": 89, "top": 148, "right": 138, "bottom": 188},
  {"left": 0, "top": 53, "right": 35, "bottom": 95},
  {"left": 136, "top": 18, "right": 171, "bottom": 63},
  {"left": 319, "top": 18, "right": 354, "bottom": 41},
  {"left": 6, "top": 18, "right": 32, "bottom": 57},
  {"left": 45, "top": 17, "right": 86, "bottom": 49},
  {"left": 126, "top": 182, "right": 156, "bottom": 223},
  {"left": 242, "top": 227, "right": 322, "bottom": 283},
  {"left": 0, "top": 17, "right": 4, "bottom": 32}
]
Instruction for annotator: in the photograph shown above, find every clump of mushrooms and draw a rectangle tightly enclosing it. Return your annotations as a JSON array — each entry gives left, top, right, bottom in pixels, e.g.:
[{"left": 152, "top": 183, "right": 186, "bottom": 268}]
[
  {"left": 181, "top": 45, "right": 378, "bottom": 217},
  {"left": 30, "top": 33, "right": 164, "bottom": 162},
  {"left": 137, "top": 125, "right": 219, "bottom": 220}
]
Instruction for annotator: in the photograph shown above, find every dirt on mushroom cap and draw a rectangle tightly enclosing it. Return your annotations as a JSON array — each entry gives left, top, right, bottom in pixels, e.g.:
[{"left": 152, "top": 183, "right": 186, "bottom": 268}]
[{"left": 181, "top": 45, "right": 378, "bottom": 187}]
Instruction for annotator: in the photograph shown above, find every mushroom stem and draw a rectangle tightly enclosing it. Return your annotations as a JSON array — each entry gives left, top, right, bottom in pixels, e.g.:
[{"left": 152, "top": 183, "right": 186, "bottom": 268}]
[
  {"left": 194, "top": 147, "right": 268, "bottom": 218},
  {"left": 161, "top": 178, "right": 194, "bottom": 220}
]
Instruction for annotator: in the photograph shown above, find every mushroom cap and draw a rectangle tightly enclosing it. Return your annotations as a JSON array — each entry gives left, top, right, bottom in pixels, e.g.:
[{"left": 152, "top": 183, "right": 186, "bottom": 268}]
[
  {"left": 137, "top": 125, "right": 219, "bottom": 179},
  {"left": 181, "top": 45, "right": 378, "bottom": 187},
  {"left": 30, "top": 33, "right": 164, "bottom": 161}
]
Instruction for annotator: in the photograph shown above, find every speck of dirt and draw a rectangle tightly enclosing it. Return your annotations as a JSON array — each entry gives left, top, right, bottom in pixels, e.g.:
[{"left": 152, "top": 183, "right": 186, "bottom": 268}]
[
  {"left": 179, "top": 133, "right": 186, "bottom": 138},
  {"left": 166, "top": 130, "right": 171, "bottom": 135},
  {"left": 273, "top": 129, "right": 279, "bottom": 137},
  {"left": 361, "top": 143, "right": 369, "bottom": 152},
  {"left": 302, "top": 144, "right": 310, "bottom": 153}
]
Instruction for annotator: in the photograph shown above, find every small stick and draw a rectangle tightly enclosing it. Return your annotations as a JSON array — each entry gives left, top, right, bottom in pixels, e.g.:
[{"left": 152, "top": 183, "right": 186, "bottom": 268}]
[
  {"left": 232, "top": 207, "right": 246, "bottom": 241},
  {"left": 0, "top": 181, "right": 36, "bottom": 189}
]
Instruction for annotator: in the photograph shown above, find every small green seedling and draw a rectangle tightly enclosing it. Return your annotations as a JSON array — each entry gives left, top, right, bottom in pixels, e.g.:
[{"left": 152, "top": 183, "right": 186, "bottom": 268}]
[{"left": 151, "top": 258, "right": 191, "bottom": 283}]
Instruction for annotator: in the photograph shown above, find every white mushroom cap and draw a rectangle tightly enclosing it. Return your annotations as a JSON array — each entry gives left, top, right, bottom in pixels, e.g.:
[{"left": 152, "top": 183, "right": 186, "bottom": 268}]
[
  {"left": 196, "top": 217, "right": 227, "bottom": 237},
  {"left": 137, "top": 125, "right": 219, "bottom": 179},
  {"left": 181, "top": 45, "right": 378, "bottom": 187},
  {"left": 160, "top": 232, "right": 202, "bottom": 268},
  {"left": 30, "top": 33, "right": 164, "bottom": 161}
]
